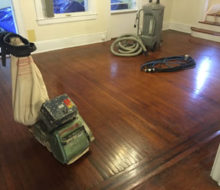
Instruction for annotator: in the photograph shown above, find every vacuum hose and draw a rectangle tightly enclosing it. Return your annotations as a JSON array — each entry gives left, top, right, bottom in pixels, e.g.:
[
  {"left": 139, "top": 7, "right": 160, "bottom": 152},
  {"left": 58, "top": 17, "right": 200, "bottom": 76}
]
[
  {"left": 140, "top": 55, "right": 196, "bottom": 72},
  {"left": 110, "top": 34, "right": 147, "bottom": 57}
]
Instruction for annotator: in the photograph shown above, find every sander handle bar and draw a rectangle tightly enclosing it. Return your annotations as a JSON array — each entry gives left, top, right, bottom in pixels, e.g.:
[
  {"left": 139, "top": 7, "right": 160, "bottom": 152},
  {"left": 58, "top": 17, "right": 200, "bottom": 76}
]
[{"left": 0, "top": 32, "right": 36, "bottom": 67}]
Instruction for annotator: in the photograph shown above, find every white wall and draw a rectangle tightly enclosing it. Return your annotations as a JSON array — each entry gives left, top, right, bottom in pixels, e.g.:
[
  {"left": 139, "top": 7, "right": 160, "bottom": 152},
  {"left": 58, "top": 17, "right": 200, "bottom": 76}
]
[
  {"left": 110, "top": 0, "right": 173, "bottom": 38},
  {"left": 209, "top": 0, "right": 220, "bottom": 8},
  {"left": 169, "top": 0, "right": 207, "bottom": 33},
  {"left": 18, "top": 0, "right": 110, "bottom": 41},
  {"left": 13, "top": 0, "right": 209, "bottom": 52},
  {"left": 110, "top": 12, "right": 137, "bottom": 38},
  {"left": 12, "top": 0, "right": 112, "bottom": 52},
  {"left": 16, "top": 0, "right": 173, "bottom": 41}
]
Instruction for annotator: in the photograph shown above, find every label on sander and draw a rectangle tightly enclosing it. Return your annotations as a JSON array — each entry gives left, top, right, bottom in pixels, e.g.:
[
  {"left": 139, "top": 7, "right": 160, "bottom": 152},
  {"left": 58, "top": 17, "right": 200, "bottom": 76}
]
[{"left": 40, "top": 94, "right": 78, "bottom": 133}]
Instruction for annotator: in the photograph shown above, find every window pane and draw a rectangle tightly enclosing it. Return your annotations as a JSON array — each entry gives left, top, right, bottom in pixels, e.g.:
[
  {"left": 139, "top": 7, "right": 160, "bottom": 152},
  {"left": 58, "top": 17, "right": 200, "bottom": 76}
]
[
  {"left": 0, "top": 7, "right": 16, "bottom": 33},
  {"left": 53, "top": 0, "right": 86, "bottom": 14},
  {"left": 111, "top": 0, "right": 135, "bottom": 11}
]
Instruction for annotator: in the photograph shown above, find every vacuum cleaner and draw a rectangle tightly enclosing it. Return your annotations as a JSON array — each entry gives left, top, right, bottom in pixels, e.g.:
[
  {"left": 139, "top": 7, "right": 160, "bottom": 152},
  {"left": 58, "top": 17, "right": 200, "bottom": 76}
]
[
  {"left": 0, "top": 32, "right": 94, "bottom": 165},
  {"left": 110, "top": 0, "right": 165, "bottom": 56}
]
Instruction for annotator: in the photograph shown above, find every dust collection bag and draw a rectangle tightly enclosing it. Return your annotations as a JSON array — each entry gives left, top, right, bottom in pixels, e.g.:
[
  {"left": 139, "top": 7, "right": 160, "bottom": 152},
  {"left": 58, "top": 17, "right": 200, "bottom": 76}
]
[
  {"left": 211, "top": 144, "right": 220, "bottom": 186},
  {"left": 3, "top": 33, "right": 49, "bottom": 125}
]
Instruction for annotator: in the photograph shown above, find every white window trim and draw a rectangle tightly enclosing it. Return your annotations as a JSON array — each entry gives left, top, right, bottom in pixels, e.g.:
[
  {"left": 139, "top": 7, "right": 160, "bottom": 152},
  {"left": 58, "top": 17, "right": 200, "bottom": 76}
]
[
  {"left": 11, "top": 0, "right": 26, "bottom": 36},
  {"left": 34, "top": 0, "right": 97, "bottom": 25},
  {"left": 111, "top": 9, "right": 138, "bottom": 15},
  {"left": 110, "top": 0, "right": 140, "bottom": 14}
]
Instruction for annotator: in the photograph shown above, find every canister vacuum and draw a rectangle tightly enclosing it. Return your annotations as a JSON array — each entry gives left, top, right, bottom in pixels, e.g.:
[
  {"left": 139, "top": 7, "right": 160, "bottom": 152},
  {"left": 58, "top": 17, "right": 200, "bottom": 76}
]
[{"left": 110, "top": 0, "right": 165, "bottom": 56}]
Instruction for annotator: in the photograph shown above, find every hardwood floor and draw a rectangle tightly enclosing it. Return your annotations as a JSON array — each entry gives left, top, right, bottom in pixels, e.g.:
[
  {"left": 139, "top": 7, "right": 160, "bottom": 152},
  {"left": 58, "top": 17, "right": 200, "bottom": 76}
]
[{"left": 0, "top": 30, "right": 220, "bottom": 190}]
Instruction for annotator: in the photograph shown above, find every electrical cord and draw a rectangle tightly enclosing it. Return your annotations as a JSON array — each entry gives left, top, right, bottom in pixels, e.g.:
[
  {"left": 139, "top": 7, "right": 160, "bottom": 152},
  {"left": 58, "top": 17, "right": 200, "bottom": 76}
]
[{"left": 140, "top": 55, "right": 196, "bottom": 72}]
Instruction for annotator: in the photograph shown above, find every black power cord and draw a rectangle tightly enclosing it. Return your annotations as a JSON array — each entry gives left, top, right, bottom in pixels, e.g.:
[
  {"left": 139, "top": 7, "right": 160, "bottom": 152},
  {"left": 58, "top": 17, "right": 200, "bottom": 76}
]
[{"left": 141, "top": 55, "right": 196, "bottom": 73}]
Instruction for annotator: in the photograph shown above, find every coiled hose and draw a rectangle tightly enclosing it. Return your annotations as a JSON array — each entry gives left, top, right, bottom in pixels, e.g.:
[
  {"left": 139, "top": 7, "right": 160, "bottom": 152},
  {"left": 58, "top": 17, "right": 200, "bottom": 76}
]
[
  {"left": 110, "top": 34, "right": 147, "bottom": 57},
  {"left": 140, "top": 55, "right": 196, "bottom": 72}
]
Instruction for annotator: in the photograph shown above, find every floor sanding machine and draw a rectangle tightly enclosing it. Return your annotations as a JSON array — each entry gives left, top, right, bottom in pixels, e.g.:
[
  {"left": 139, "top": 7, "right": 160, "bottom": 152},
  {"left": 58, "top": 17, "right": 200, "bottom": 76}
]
[
  {"left": 33, "top": 94, "right": 94, "bottom": 165},
  {"left": 0, "top": 32, "right": 94, "bottom": 165},
  {"left": 110, "top": 0, "right": 164, "bottom": 56}
]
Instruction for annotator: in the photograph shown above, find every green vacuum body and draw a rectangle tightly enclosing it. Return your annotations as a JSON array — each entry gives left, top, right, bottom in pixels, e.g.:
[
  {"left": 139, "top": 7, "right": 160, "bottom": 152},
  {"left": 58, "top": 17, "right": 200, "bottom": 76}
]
[{"left": 32, "top": 94, "right": 94, "bottom": 165}]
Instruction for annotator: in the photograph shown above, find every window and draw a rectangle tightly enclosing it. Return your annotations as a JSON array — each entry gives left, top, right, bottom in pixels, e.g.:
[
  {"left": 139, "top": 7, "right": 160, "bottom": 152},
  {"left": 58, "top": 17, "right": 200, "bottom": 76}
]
[
  {"left": 53, "top": 0, "right": 87, "bottom": 14},
  {"left": 0, "top": 6, "right": 16, "bottom": 33},
  {"left": 34, "top": 0, "right": 96, "bottom": 25},
  {"left": 111, "top": 0, "right": 136, "bottom": 11}
]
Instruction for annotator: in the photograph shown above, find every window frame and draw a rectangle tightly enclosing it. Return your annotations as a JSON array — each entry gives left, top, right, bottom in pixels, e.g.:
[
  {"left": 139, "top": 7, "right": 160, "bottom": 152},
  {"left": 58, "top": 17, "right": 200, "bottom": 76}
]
[{"left": 34, "top": 0, "right": 97, "bottom": 25}]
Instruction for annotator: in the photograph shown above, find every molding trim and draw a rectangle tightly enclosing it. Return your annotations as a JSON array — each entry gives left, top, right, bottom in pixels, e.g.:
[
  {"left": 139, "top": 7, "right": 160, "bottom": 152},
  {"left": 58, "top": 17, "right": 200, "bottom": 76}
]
[
  {"left": 191, "top": 30, "right": 220, "bottom": 43},
  {"left": 35, "top": 32, "right": 107, "bottom": 54},
  {"left": 169, "top": 22, "right": 191, "bottom": 34},
  {"left": 37, "top": 13, "right": 97, "bottom": 25},
  {"left": 162, "top": 22, "right": 170, "bottom": 31},
  {"left": 11, "top": 0, "right": 27, "bottom": 37},
  {"left": 33, "top": 22, "right": 198, "bottom": 54}
]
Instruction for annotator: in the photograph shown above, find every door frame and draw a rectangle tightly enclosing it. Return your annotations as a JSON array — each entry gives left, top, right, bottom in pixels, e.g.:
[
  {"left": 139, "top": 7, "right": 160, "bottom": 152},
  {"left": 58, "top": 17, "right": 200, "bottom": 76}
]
[{"left": 11, "top": 0, "right": 26, "bottom": 37}]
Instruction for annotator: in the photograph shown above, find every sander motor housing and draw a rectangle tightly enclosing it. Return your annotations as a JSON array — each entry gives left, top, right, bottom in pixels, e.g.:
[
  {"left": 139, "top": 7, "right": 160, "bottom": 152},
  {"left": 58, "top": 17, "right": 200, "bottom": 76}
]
[{"left": 32, "top": 94, "right": 94, "bottom": 165}]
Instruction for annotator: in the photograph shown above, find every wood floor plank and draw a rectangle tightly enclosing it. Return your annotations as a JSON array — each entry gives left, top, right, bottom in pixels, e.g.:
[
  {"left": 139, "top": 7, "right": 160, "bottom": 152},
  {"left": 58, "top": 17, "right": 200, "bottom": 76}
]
[{"left": 0, "top": 30, "right": 220, "bottom": 189}]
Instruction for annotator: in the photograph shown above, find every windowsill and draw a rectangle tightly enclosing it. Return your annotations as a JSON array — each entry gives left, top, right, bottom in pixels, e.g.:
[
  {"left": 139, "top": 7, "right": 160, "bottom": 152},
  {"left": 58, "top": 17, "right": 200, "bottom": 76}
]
[
  {"left": 111, "top": 9, "right": 138, "bottom": 15},
  {"left": 36, "top": 12, "right": 97, "bottom": 25}
]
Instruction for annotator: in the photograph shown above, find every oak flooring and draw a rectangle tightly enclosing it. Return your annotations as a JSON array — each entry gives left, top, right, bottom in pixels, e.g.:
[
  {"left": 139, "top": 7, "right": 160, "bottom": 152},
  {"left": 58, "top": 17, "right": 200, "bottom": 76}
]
[{"left": 0, "top": 30, "right": 220, "bottom": 190}]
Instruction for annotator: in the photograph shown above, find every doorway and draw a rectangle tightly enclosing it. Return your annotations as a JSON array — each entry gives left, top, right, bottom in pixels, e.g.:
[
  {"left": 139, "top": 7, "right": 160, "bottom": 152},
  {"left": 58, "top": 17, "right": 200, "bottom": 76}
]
[{"left": 0, "top": 0, "right": 17, "bottom": 33}]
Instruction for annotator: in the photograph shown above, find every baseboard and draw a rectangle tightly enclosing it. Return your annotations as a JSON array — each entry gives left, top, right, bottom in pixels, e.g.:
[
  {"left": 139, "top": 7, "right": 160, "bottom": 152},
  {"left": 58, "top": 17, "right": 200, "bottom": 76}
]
[
  {"left": 169, "top": 22, "right": 191, "bottom": 34},
  {"left": 162, "top": 22, "right": 170, "bottom": 31},
  {"left": 33, "top": 22, "right": 192, "bottom": 54},
  {"left": 34, "top": 32, "right": 107, "bottom": 54},
  {"left": 191, "top": 30, "right": 220, "bottom": 43}
]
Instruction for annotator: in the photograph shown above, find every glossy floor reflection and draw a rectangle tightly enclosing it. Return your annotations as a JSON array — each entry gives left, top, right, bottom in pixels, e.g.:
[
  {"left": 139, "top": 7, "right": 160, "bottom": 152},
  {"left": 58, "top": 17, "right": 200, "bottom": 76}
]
[{"left": 0, "top": 30, "right": 220, "bottom": 190}]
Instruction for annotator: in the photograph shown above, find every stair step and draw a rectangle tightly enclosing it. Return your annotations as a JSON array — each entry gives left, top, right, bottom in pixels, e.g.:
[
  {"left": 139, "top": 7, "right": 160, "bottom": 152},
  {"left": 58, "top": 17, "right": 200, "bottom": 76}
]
[
  {"left": 207, "top": 13, "right": 220, "bottom": 17},
  {"left": 206, "top": 14, "right": 220, "bottom": 23},
  {"left": 199, "top": 21, "right": 220, "bottom": 26},
  {"left": 191, "top": 27, "right": 220, "bottom": 36}
]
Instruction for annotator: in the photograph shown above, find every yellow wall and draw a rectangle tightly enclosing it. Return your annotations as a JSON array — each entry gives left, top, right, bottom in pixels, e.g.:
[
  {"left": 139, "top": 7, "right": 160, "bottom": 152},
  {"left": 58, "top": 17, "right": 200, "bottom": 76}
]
[
  {"left": 18, "top": 0, "right": 172, "bottom": 42},
  {"left": 170, "top": 0, "right": 208, "bottom": 26},
  {"left": 19, "top": 0, "right": 110, "bottom": 41},
  {"left": 209, "top": 0, "right": 220, "bottom": 8},
  {"left": 160, "top": 0, "right": 173, "bottom": 22},
  {"left": 170, "top": 0, "right": 198, "bottom": 24}
]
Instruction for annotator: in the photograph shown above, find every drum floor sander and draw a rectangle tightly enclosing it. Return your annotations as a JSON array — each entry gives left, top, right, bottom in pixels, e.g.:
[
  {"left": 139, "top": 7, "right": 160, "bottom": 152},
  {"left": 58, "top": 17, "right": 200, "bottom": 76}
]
[
  {"left": 111, "top": 0, "right": 164, "bottom": 56},
  {"left": 33, "top": 94, "right": 95, "bottom": 165},
  {"left": 0, "top": 32, "right": 94, "bottom": 165}
]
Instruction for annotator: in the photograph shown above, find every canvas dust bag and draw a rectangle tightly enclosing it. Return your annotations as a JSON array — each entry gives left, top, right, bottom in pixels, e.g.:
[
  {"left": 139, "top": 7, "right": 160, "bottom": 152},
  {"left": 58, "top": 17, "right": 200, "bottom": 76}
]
[
  {"left": 10, "top": 37, "right": 49, "bottom": 125},
  {"left": 211, "top": 144, "right": 220, "bottom": 186}
]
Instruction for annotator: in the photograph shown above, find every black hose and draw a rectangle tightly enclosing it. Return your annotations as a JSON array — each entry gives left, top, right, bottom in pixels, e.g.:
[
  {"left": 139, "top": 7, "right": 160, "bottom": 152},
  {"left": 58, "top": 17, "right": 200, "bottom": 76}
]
[{"left": 141, "top": 55, "right": 196, "bottom": 72}]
